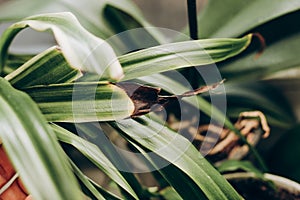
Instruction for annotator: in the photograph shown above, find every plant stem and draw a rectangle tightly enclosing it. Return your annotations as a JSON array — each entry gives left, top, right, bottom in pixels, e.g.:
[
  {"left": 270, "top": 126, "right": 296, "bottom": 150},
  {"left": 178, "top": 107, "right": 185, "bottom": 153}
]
[
  {"left": 187, "top": 0, "right": 198, "bottom": 40},
  {"left": 185, "top": 0, "right": 199, "bottom": 88}
]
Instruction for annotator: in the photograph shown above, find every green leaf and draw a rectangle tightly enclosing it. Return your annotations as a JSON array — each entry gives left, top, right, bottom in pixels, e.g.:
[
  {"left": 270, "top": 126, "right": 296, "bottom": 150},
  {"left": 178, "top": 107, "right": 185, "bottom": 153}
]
[
  {"left": 120, "top": 34, "right": 252, "bottom": 81},
  {"left": 3, "top": 54, "right": 34, "bottom": 76},
  {"left": 223, "top": 82, "right": 295, "bottom": 128},
  {"left": 138, "top": 74, "right": 268, "bottom": 171},
  {"left": 197, "top": 0, "right": 300, "bottom": 38},
  {"left": 5, "top": 46, "right": 81, "bottom": 88},
  {"left": 159, "top": 187, "right": 183, "bottom": 200},
  {"left": 0, "top": 0, "right": 163, "bottom": 41},
  {"left": 74, "top": 123, "right": 146, "bottom": 199},
  {"left": 217, "top": 160, "right": 264, "bottom": 179},
  {"left": 51, "top": 124, "right": 139, "bottom": 199},
  {"left": 63, "top": 152, "right": 122, "bottom": 199},
  {"left": 267, "top": 124, "right": 300, "bottom": 183},
  {"left": 111, "top": 116, "right": 242, "bottom": 200},
  {"left": 221, "top": 32, "right": 300, "bottom": 82},
  {"left": 124, "top": 138, "right": 207, "bottom": 199},
  {"left": 70, "top": 162, "right": 105, "bottom": 200},
  {"left": 23, "top": 82, "right": 134, "bottom": 122},
  {"left": 0, "top": 78, "right": 82, "bottom": 200},
  {"left": 0, "top": 12, "right": 123, "bottom": 80}
]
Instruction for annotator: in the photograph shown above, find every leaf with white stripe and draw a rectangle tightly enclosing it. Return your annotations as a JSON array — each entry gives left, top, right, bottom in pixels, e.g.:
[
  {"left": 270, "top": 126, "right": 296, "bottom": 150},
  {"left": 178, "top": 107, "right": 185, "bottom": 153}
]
[{"left": 0, "top": 12, "right": 123, "bottom": 80}]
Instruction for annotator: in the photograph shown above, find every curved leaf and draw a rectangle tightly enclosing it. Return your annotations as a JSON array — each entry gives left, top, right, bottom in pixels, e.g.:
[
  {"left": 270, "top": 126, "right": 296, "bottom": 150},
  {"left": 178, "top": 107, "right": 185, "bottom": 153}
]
[
  {"left": 70, "top": 161, "right": 106, "bottom": 200},
  {"left": 159, "top": 187, "right": 183, "bottom": 200},
  {"left": 124, "top": 137, "right": 207, "bottom": 199},
  {"left": 221, "top": 31, "right": 300, "bottom": 82},
  {"left": 0, "top": 0, "right": 163, "bottom": 41},
  {"left": 3, "top": 54, "right": 34, "bottom": 76},
  {"left": 23, "top": 82, "right": 135, "bottom": 122},
  {"left": 5, "top": 46, "right": 81, "bottom": 88},
  {"left": 217, "top": 160, "right": 264, "bottom": 178},
  {"left": 0, "top": 78, "right": 82, "bottom": 200},
  {"left": 70, "top": 160, "right": 122, "bottom": 200},
  {"left": 120, "top": 34, "right": 252, "bottom": 81},
  {"left": 138, "top": 74, "right": 268, "bottom": 171},
  {"left": 222, "top": 82, "right": 295, "bottom": 128},
  {"left": 76, "top": 123, "right": 148, "bottom": 199},
  {"left": 197, "top": 0, "right": 300, "bottom": 38},
  {"left": 0, "top": 12, "right": 123, "bottom": 80},
  {"left": 111, "top": 116, "right": 242, "bottom": 200},
  {"left": 52, "top": 124, "right": 138, "bottom": 199}
]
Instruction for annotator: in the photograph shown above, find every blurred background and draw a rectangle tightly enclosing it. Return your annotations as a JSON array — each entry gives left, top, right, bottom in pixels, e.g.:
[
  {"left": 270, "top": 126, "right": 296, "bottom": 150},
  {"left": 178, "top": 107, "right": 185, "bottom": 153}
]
[{"left": 0, "top": 0, "right": 300, "bottom": 187}]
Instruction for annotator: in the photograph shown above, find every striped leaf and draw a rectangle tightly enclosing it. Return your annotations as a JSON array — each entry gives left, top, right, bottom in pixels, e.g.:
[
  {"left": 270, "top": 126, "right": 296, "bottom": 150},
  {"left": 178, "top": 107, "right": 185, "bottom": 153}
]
[
  {"left": 120, "top": 34, "right": 252, "bottom": 81},
  {"left": 52, "top": 124, "right": 138, "bottom": 199},
  {"left": 70, "top": 161, "right": 106, "bottom": 200},
  {"left": 138, "top": 74, "right": 268, "bottom": 171},
  {"left": 0, "top": 12, "right": 123, "bottom": 80},
  {"left": 3, "top": 54, "right": 33, "bottom": 76},
  {"left": 0, "top": 0, "right": 163, "bottom": 41},
  {"left": 23, "top": 82, "right": 134, "bottom": 122},
  {"left": 0, "top": 78, "right": 82, "bottom": 200},
  {"left": 5, "top": 46, "right": 81, "bottom": 88},
  {"left": 197, "top": 0, "right": 300, "bottom": 38},
  {"left": 110, "top": 116, "right": 242, "bottom": 200},
  {"left": 124, "top": 138, "right": 206, "bottom": 199}
]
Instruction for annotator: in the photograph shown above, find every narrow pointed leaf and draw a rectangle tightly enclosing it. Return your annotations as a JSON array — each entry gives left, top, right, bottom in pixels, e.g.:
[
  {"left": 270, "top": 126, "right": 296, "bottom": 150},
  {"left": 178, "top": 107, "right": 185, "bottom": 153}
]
[
  {"left": 0, "top": 78, "right": 82, "bottom": 200},
  {"left": 221, "top": 32, "right": 300, "bottom": 82},
  {"left": 222, "top": 82, "right": 295, "bottom": 128},
  {"left": 23, "top": 82, "right": 135, "bottom": 122},
  {"left": 5, "top": 46, "right": 81, "bottom": 88},
  {"left": 139, "top": 74, "right": 268, "bottom": 171},
  {"left": 111, "top": 116, "right": 241, "bottom": 200},
  {"left": 0, "top": 12, "right": 123, "bottom": 80},
  {"left": 217, "top": 160, "right": 264, "bottom": 178},
  {"left": 0, "top": 0, "right": 163, "bottom": 41},
  {"left": 123, "top": 136, "right": 207, "bottom": 199},
  {"left": 3, "top": 54, "right": 34, "bottom": 76},
  {"left": 197, "top": 0, "right": 300, "bottom": 38},
  {"left": 120, "top": 34, "right": 252, "bottom": 80},
  {"left": 51, "top": 124, "right": 139, "bottom": 200},
  {"left": 75, "top": 123, "right": 146, "bottom": 199},
  {"left": 70, "top": 161, "right": 106, "bottom": 200},
  {"left": 159, "top": 187, "right": 183, "bottom": 200}
]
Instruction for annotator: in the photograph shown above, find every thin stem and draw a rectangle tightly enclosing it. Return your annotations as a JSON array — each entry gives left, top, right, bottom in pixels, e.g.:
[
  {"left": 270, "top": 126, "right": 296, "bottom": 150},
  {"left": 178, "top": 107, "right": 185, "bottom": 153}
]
[
  {"left": 185, "top": 0, "right": 199, "bottom": 88},
  {"left": 187, "top": 0, "right": 198, "bottom": 40}
]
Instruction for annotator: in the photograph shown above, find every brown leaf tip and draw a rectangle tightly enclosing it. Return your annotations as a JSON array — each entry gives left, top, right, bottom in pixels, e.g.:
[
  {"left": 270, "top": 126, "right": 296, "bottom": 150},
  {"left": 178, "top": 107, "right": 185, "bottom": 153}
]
[
  {"left": 252, "top": 32, "right": 266, "bottom": 59},
  {"left": 117, "top": 80, "right": 225, "bottom": 117},
  {"left": 116, "top": 82, "right": 163, "bottom": 117}
]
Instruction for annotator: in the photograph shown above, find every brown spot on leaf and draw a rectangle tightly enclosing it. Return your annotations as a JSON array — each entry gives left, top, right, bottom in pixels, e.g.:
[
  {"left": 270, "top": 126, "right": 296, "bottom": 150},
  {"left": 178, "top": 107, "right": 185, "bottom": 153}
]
[
  {"left": 117, "top": 80, "right": 224, "bottom": 117},
  {"left": 253, "top": 32, "right": 266, "bottom": 59},
  {"left": 116, "top": 82, "right": 164, "bottom": 117}
]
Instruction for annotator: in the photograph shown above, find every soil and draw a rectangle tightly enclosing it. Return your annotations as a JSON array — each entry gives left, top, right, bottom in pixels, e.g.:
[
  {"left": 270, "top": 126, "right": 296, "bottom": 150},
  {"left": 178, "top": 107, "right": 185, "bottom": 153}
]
[{"left": 228, "top": 177, "right": 300, "bottom": 200}]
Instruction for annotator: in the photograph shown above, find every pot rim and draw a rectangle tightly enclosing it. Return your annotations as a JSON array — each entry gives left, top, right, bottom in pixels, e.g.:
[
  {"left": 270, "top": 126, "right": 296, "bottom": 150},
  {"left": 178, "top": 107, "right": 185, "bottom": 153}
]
[{"left": 224, "top": 172, "right": 300, "bottom": 195}]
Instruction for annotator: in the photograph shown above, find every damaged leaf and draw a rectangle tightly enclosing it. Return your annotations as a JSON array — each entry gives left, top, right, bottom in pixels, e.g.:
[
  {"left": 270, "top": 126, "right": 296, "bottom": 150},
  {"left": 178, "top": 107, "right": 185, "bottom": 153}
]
[
  {"left": 24, "top": 80, "right": 224, "bottom": 122},
  {"left": 195, "top": 111, "right": 270, "bottom": 163},
  {"left": 117, "top": 80, "right": 224, "bottom": 117}
]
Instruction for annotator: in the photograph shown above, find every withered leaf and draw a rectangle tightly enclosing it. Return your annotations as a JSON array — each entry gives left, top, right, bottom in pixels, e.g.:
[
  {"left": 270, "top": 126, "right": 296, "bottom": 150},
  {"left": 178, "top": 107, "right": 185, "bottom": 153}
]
[{"left": 117, "top": 80, "right": 224, "bottom": 117}]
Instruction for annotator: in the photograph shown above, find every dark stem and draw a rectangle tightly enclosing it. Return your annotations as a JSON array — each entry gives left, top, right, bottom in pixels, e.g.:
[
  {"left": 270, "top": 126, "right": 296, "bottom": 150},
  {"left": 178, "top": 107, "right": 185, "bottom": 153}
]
[
  {"left": 184, "top": 0, "right": 199, "bottom": 88},
  {"left": 187, "top": 0, "right": 198, "bottom": 40}
]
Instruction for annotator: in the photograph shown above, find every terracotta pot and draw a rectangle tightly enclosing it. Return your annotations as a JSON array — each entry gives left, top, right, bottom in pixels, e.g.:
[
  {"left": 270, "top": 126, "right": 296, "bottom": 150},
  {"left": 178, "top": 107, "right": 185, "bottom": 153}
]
[
  {"left": 224, "top": 172, "right": 300, "bottom": 200},
  {"left": 0, "top": 144, "right": 30, "bottom": 200}
]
